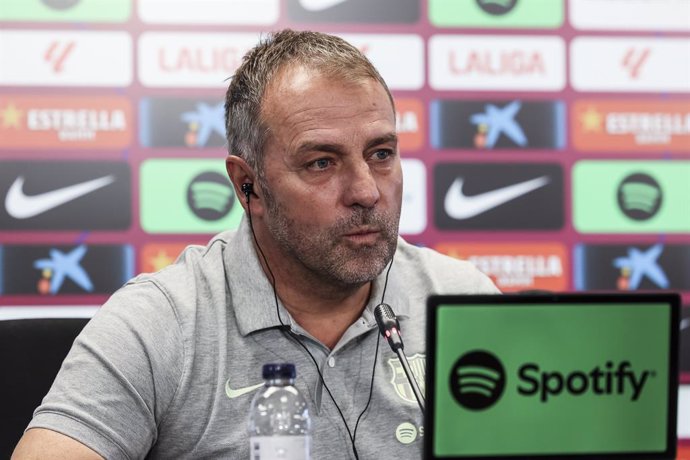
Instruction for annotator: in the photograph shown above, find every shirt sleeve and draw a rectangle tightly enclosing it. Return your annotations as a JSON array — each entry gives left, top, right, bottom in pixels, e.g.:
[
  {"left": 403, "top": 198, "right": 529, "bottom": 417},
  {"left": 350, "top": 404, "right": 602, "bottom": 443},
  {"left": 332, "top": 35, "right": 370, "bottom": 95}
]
[{"left": 27, "top": 280, "right": 185, "bottom": 460}]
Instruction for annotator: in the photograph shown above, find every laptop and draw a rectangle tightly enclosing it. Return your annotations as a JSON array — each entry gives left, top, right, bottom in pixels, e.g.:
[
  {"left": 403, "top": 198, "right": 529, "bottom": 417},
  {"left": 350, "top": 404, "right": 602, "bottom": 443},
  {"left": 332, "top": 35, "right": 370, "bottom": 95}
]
[{"left": 424, "top": 293, "right": 680, "bottom": 459}]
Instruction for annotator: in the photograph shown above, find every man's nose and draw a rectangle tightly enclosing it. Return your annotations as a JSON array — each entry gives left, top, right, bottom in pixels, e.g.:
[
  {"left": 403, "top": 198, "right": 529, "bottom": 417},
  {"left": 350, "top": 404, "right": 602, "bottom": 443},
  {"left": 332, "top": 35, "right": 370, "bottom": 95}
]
[{"left": 343, "top": 161, "right": 380, "bottom": 208}]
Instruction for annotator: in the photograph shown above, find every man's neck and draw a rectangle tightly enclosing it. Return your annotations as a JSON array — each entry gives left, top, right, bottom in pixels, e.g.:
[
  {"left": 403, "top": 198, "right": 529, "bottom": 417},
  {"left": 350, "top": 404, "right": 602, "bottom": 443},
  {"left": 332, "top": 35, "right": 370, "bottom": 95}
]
[
  {"left": 252, "top": 239, "right": 374, "bottom": 349},
  {"left": 280, "top": 281, "right": 372, "bottom": 349}
]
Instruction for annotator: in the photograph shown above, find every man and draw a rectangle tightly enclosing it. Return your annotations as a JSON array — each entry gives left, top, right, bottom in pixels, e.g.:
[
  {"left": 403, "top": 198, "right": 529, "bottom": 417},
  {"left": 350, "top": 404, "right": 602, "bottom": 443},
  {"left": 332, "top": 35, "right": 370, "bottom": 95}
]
[{"left": 13, "top": 30, "right": 498, "bottom": 459}]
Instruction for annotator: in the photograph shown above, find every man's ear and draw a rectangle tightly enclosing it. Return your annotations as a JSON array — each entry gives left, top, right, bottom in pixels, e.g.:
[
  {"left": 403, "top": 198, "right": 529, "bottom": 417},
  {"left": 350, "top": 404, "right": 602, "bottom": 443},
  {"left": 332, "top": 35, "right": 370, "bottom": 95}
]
[{"left": 226, "top": 155, "right": 265, "bottom": 216}]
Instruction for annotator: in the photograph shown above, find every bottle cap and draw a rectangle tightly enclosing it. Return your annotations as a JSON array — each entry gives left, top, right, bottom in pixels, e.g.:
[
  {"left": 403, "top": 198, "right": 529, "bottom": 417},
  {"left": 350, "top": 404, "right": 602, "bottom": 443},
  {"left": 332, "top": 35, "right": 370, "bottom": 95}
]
[{"left": 262, "top": 363, "right": 296, "bottom": 380}]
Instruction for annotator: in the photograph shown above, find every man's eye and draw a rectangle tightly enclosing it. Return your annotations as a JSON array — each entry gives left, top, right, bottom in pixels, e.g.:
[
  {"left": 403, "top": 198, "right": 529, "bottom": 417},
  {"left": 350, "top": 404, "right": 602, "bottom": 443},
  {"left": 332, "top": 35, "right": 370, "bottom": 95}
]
[
  {"left": 373, "top": 150, "right": 392, "bottom": 161},
  {"left": 309, "top": 158, "right": 332, "bottom": 170}
]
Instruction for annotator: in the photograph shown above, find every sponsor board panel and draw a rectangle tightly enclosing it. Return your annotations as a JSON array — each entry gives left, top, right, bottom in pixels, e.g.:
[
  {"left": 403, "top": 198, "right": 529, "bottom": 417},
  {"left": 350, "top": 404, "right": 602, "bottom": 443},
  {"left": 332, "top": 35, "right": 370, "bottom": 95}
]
[
  {"left": 431, "top": 99, "right": 565, "bottom": 150},
  {"left": 395, "top": 99, "right": 424, "bottom": 152},
  {"left": 571, "top": 37, "right": 690, "bottom": 93},
  {"left": 434, "top": 162, "right": 564, "bottom": 230},
  {"left": 139, "top": 97, "right": 225, "bottom": 148},
  {"left": 572, "top": 100, "right": 690, "bottom": 153},
  {"left": 140, "top": 242, "right": 199, "bottom": 273},
  {"left": 574, "top": 243, "right": 690, "bottom": 292},
  {"left": 338, "top": 34, "right": 424, "bottom": 90},
  {"left": 140, "top": 159, "right": 242, "bottom": 234},
  {"left": 573, "top": 161, "right": 690, "bottom": 234},
  {"left": 434, "top": 242, "right": 568, "bottom": 292},
  {"left": 569, "top": 0, "right": 690, "bottom": 32},
  {"left": 138, "top": 0, "right": 278, "bottom": 25},
  {"left": 0, "top": 30, "right": 132, "bottom": 87},
  {"left": 0, "top": 0, "right": 131, "bottom": 22},
  {"left": 287, "top": 0, "right": 419, "bottom": 23},
  {"left": 429, "top": 35, "right": 565, "bottom": 91},
  {"left": 0, "top": 95, "right": 132, "bottom": 149},
  {"left": 138, "top": 32, "right": 259, "bottom": 88},
  {"left": 0, "top": 161, "right": 131, "bottom": 231},
  {"left": 429, "top": 0, "right": 563, "bottom": 29},
  {"left": 400, "top": 159, "right": 426, "bottom": 236},
  {"left": 679, "top": 442, "right": 690, "bottom": 458},
  {"left": 0, "top": 244, "right": 133, "bottom": 295}
]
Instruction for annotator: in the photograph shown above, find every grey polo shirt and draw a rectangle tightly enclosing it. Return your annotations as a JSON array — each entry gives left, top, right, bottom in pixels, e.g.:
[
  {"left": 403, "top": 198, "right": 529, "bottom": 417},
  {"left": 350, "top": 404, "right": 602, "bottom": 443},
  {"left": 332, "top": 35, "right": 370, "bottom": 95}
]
[{"left": 29, "top": 217, "right": 498, "bottom": 459}]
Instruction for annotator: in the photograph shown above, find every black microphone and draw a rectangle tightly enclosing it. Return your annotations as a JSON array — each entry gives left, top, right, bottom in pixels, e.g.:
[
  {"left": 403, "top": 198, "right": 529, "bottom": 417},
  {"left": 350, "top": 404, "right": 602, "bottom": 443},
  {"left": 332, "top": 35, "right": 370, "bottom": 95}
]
[
  {"left": 374, "top": 303, "right": 425, "bottom": 413},
  {"left": 374, "top": 303, "right": 404, "bottom": 351}
]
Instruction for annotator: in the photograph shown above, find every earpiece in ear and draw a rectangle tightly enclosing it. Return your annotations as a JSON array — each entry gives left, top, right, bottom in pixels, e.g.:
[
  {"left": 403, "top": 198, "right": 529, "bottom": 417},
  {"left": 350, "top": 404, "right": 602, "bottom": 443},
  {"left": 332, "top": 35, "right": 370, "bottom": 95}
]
[{"left": 241, "top": 183, "right": 254, "bottom": 199}]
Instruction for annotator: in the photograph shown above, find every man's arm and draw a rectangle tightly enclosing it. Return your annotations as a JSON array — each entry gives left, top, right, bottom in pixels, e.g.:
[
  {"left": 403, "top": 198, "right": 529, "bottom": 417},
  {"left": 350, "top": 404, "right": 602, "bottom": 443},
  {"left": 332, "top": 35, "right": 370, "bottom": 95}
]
[
  {"left": 12, "top": 428, "right": 104, "bottom": 460},
  {"left": 16, "top": 281, "right": 185, "bottom": 459}
]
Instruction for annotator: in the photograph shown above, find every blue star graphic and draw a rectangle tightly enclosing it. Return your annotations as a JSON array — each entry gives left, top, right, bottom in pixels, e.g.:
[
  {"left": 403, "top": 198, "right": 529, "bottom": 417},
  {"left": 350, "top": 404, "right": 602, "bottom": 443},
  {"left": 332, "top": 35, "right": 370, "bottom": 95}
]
[
  {"left": 180, "top": 102, "right": 225, "bottom": 147},
  {"left": 470, "top": 100, "right": 527, "bottom": 149},
  {"left": 613, "top": 243, "right": 669, "bottom": 290},
  {"left": 34, "top": 245, "right": 93, "bottom": 294}
]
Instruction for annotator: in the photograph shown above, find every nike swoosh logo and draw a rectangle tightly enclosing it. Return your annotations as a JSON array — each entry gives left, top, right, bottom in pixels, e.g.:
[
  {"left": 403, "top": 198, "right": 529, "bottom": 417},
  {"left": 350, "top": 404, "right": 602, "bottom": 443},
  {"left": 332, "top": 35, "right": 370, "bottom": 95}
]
[
  {"left": 225, "top": 380, "right": 264, "bottom": 399},
  {"left": 299, "top": 0, "right": 348, "bottom": 11},
  {"left": 444, "top": 175, "right": 550, "bottom": 220},
  {"left": 5, "top": 175, "right": 115, "bottom": 219}
]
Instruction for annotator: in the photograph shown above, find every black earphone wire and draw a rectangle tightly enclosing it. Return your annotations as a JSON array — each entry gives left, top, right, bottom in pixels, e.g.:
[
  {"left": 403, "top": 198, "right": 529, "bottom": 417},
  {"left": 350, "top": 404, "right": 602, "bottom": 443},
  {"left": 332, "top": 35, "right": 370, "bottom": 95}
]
[
  {"left": 243, "top": 188, "right": 394, "bottom": 460},
  {"left": 352, "top": 250, "right": 394, "bottom": 446}
]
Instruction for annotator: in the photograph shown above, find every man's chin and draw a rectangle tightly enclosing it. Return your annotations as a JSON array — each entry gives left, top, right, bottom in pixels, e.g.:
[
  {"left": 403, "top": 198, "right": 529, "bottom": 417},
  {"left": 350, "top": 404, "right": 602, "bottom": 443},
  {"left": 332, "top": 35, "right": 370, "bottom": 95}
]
[
  {"left": 330, "top": 271, "right": 381, "bottom": 288},
  {"left": 328, "top": 254, "right": 392, "bottom": 286}
]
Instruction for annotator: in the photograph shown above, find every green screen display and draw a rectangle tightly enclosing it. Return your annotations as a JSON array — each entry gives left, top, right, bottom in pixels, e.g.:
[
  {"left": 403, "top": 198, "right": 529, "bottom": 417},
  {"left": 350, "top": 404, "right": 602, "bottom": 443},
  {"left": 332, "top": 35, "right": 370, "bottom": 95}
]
[{"left": 432, "top": 303, "right": 671, "bottom": 457}]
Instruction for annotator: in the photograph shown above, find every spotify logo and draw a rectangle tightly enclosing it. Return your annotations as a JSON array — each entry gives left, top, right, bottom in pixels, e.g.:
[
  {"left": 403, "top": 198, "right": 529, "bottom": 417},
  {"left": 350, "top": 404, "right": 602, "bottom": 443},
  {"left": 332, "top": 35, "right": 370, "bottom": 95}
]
[
  {"left": 186, "top": 172, "right": 235, "bottom": 221},
  {"left": 617, "top": 173, "right": 662, "bottom": 221},
  {"left": 449, "top": 350, "right": 506, "bottom": 410},
  {"left": 395, "top": 422, "right": 418, "bottom": 444}
]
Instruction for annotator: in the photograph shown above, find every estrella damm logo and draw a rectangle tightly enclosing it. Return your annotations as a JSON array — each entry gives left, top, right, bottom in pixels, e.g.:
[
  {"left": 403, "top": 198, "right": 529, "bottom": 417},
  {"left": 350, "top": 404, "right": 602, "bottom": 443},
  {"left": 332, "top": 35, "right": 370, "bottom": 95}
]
[{"left": 449, "top": 350, "right": 505, "bottom": 410}]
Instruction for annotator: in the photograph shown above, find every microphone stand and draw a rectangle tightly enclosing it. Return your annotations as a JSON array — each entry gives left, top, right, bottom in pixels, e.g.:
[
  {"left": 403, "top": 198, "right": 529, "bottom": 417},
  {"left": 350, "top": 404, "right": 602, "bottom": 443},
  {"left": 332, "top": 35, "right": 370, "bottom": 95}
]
[
  {"left": 374, "top": 303, "right": 425, "bottom": 415},
  {"left": 395, "top": 347, "right": 425, "bottom": 413}
]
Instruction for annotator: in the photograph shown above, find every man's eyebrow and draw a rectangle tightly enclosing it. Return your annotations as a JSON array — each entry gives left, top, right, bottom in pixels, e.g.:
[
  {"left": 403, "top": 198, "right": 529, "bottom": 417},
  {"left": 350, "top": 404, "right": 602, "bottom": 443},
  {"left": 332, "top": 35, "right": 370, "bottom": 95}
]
[
  {"left": 294, "top": 141, "right": 343, "bottom": 156},
  {"left": 365, "top": 133, "right": 398, "bottom": 150},
  {"left": 294, "top": 133, "right": 398, "bottom": 157}
]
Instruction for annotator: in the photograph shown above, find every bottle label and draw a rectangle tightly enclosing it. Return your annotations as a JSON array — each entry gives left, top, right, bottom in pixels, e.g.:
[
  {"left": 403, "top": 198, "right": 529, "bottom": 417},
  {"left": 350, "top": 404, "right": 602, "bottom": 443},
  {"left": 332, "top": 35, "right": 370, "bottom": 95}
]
[{"left": 249, "top": 435, "right": 311, "bottom": 460}]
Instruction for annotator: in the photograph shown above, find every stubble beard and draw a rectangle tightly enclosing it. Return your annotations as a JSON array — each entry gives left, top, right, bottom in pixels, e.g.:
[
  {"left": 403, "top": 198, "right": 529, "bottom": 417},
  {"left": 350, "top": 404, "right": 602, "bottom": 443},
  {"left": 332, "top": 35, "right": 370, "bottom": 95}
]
[{"left": 261, "top": 183, "right": 400, "bottom": 289}]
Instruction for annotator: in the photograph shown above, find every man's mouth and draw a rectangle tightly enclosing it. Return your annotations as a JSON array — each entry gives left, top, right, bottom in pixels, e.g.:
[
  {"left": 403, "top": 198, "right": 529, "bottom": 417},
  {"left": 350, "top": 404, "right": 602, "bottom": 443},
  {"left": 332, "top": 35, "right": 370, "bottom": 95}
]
[{"left": 343, "top": 227, "right": 381, "bottom": 243}]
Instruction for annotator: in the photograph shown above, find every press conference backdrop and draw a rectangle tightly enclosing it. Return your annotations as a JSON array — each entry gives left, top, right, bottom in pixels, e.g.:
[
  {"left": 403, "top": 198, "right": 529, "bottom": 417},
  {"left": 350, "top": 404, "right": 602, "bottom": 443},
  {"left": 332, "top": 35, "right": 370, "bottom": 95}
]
[{"left": 0, "top": 0, "right": 688, "bottom": 448}]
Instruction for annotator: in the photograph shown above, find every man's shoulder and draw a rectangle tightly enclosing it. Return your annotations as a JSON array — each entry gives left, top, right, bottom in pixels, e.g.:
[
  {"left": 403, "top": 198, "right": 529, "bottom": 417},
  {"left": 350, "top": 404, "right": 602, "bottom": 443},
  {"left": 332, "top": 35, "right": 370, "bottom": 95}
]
[
  {"left": 134, "top": 231, "right": 234, "bottom": 285},
  {"left": 121, "top": 229, "right": 242, "bottom": 309},
  {"left": 395, "top": 238, "right": 477, "bottom": 272},
  {"left": 394, "top": 238, "right": 499, "bottom": 294}
]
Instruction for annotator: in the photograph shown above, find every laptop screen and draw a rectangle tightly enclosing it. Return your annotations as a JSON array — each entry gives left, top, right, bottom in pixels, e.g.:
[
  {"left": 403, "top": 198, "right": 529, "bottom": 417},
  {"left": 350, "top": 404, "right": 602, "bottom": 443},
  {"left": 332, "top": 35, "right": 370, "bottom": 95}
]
[{"left": 424, "top": 293, "right": 680, "bottom": 459}]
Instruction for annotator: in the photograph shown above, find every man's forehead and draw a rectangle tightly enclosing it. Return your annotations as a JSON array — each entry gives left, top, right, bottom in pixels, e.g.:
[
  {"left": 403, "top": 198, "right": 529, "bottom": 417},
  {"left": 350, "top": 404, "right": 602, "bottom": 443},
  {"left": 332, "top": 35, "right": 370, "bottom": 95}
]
[
  {"left": 268, "top": 64, "right": 315, "bottom": 93},
  {"left": 259, "top": 64, "right": 396, "bottom": 145},
  {"left": 265, "top": 64, "right": 391, "bottom": 108}
]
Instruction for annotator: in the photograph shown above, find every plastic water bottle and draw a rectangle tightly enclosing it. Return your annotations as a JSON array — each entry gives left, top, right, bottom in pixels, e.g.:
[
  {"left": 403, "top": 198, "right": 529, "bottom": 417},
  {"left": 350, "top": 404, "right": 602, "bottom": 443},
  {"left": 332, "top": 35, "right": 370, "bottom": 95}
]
[{"left": 248, "top": 363, "right": 311, "bottom": 460}]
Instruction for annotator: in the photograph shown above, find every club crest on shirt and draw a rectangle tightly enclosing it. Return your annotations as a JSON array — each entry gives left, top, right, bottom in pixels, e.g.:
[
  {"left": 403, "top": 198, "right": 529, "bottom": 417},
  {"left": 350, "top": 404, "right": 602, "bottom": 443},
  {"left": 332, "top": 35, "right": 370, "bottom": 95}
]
[{"left": 387, "top": 353, "right": 426, "bottom": 404}]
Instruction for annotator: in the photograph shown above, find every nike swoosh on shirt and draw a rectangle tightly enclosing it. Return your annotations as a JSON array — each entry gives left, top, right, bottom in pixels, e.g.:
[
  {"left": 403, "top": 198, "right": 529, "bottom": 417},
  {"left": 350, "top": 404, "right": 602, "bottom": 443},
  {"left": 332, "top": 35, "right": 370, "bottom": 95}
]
[
  {"left": 225, "top": 380, "right": 264, "bottom": 399},
  {"left": 5, "top": 175, "right": 115, "bottom": 219},
  {"left": 444, "top": 175, "right": 550, "bottom": 220},
  {"left": 299, "top": 0, "right": 348, "bottom": 11}
]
